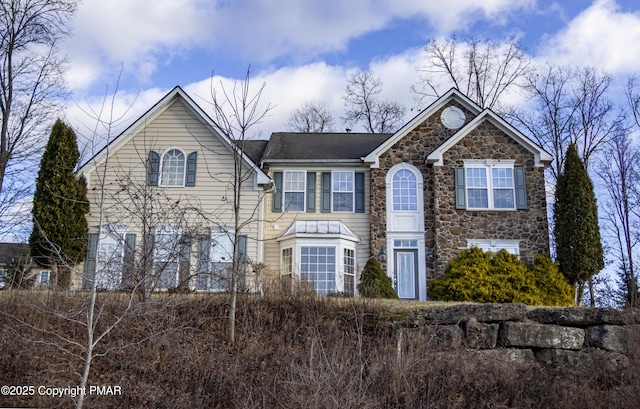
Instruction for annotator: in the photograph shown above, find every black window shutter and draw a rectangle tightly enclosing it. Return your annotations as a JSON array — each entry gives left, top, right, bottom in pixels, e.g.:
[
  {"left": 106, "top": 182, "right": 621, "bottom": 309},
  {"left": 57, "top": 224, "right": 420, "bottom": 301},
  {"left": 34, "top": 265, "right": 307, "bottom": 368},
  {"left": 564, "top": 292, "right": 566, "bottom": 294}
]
[
  {"left": 83, "top": 233, "right": 99, "bottom": 289},
  {"left": 185, "top": 151, "right": 197, "bottom": 186},
  {"left": 147, "top": 151, "right": 160, "bottom": 186},
  {"left": 321, "top": 172, "right": 331, "bottom": 213},
  {"left": 272, "top": 172, "right": 283, "bottom": 212},
  {"left": 122, "top": 233, "right": 136, "bottom": 288},
  {"left": 306, "top": 172, "right": 316, "bottom": 213},
  {"left": 515, "top": 167, "right": 527, "bottom": 209},
  {"left": 179, "top": 235, "right": 192, "bottom": 287},
  {"left": 355, "top": 172, "right": 365, "bottom": 213},
  {"left": 455, "top": 167, "right": 466, "bottom": 209},
  {"left": 197, "top": 235, "right": 210, "bottom": 273},
  {"left": 237, "top": 235, "right": 248, "bottom": 290}
]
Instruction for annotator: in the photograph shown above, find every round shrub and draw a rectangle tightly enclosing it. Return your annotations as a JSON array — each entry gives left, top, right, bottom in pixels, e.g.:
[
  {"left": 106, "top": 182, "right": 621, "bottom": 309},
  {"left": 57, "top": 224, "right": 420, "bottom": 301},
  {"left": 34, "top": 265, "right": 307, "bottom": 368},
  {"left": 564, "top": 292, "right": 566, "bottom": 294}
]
[
  {"left": 358, "top": 257, "right": 398, "bottom": 299},
  {"left": 428, "top": 247, "right": 574, "bottom": 306}
]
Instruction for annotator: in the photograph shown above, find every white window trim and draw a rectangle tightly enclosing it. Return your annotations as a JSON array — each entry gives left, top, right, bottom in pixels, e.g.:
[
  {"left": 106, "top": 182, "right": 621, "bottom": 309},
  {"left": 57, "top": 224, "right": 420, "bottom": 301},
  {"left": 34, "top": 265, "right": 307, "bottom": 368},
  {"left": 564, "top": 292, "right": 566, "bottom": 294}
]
[
  {"left": 210, "top": 226, "right": 234, "bottom": 264},
  {"left": 331, "top": 170, "right": 355, "bottom": 213},
  {"left": 40, "top": 270, "right": 51, "bottom": 284},
  {"left": 463, "top": 159, "right": 516, "bottom": 210},
  {"left": 159, "top": 147, "right": 187, "bottom": 187},
  {"left": 391, "top": 168, "right": 418, "bottom": 212},
  {"left": 283, "top": 170, "right": 306, "bottom": 212},
  {"left": 278, "top": 236, "right": 358, "bottom": 295},
  {"left": 467, "top": 239, "right": 520, "bottom": 255},
  {"left": 96, "top": 224, "right": 127, "bottom": 289},
  {"left": 281, "top": 247, "right": 293, "bottom": 275}
]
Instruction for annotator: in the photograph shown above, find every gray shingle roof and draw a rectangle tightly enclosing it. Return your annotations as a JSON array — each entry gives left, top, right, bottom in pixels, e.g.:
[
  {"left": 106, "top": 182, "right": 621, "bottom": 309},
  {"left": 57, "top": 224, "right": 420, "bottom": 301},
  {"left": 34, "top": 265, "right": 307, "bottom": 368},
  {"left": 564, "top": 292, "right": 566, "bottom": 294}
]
[
  {"left": 240, "top": 140, "right": 269, "bottom": 164},
  {"left": 260, "top": 132, "right": 393, "bottom": 162}
]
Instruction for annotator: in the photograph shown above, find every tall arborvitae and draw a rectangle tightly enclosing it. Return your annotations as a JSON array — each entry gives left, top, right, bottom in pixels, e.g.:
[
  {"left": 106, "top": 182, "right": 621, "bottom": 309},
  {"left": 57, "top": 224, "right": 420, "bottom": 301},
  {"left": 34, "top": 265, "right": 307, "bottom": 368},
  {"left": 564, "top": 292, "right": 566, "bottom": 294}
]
[
  {"left": 553, "top": 143, "right": 604, "bottom": 301},
  {"left": 30, "top": 119, "right": 89, "bottom": 288}
]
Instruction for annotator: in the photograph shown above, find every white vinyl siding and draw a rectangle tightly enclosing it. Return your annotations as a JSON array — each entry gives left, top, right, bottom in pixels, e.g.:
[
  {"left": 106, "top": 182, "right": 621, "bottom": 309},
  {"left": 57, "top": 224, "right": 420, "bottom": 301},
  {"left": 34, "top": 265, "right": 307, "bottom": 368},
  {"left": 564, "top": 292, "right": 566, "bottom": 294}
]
[{"left": 82, "top": 99, "right": 262, "bottom": 290}]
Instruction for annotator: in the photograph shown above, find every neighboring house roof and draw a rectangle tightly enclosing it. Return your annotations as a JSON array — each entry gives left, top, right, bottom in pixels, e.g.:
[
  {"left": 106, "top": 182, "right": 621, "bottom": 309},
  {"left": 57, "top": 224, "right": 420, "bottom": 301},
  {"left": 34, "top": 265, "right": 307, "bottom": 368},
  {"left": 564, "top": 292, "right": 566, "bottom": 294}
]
[
  {"left": 261, "top": 132, "right": 392, "bottom": 164},
  {"left": 0, "top": 243, "right": 30, "bottom": 266},
  {"left": 77, "top": 86, "right": 271, "bottom": 185},
  {"left": 362, "top": 88, "right": 552, "bottom": 168}
]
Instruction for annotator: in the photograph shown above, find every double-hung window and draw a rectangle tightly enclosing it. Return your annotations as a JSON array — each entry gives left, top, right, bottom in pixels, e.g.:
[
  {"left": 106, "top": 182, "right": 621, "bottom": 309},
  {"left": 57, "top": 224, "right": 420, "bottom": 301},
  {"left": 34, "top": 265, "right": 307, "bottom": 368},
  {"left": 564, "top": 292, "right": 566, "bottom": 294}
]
[
  {"left": 464, "top": 161, "right": 516, "bottom": 210},
  {"left": 281, "top": 248, "right": 293, "bottom": 274},
  {"left": 154, "top": 225, "right": 181, "bottom": 289},
  {"left": 96, "top": 224, "right": 126, "bottom": 289},
  {"left": 284, "top": 171, "right": 306, "bottom": 212},
  {"left": 40, "top": 271, "right": 50, "bottom": 285},
  {"left": 196, "top": 228, "right": 236, "bottom": 291},
  {"left": 332, "top": 171, "right": 354, "bottom": 212},
  {"left": 343, "top": 248, "right": 355, "bottom": 296}
]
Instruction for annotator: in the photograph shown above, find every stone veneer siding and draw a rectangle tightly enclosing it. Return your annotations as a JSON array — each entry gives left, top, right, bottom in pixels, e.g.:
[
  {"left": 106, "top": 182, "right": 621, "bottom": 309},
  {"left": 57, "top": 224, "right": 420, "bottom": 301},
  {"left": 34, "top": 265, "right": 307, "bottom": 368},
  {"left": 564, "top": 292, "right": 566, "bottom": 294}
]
[
  {"left": 370, "top": 102, "right": 476, "bottom": 281},
  {"left": 434, "top": 120, "right": 549, "bottom": 275},
  {"left": 370, "top": 102, "right": 550, "bottom": 283}
]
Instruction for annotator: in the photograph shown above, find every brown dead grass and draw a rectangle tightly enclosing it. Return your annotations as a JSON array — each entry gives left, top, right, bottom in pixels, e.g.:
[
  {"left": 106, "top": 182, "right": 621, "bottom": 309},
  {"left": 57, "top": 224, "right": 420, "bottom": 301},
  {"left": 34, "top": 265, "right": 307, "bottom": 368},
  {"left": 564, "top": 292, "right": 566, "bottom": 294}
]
[{"left": 0, "top": 290, "right": 638, "bottom": 408}]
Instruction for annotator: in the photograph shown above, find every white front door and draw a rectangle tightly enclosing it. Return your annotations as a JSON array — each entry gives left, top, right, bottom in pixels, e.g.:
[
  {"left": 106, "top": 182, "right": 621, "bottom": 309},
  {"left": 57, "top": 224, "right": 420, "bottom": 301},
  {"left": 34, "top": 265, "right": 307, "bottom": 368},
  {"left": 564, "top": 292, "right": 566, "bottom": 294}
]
[{"left": 396, "top": 249, "right": 418, "bottom": 299}]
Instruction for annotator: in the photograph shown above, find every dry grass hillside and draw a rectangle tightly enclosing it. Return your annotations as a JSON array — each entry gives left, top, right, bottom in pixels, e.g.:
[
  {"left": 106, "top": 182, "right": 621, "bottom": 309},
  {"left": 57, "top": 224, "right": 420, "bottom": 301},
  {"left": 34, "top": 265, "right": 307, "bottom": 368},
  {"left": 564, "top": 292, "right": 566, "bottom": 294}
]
[{"left": 1, "top": 291, "right": 639, "bottom": 408}]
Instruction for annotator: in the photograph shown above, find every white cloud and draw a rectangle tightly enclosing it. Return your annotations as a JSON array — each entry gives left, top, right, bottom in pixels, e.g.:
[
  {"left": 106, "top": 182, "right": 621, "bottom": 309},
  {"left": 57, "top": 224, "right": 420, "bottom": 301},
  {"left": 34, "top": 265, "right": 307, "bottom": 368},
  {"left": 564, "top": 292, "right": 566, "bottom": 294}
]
[
  {"left": 538, "top": 0, "right": 640, "bottom": 75},
  {"left": 65, "top": 49, "right": 426, "bottom": 147},
  {"left": 389, "top": 0, "right": 536, "bottom": 34},
  {"left": 63, "top": 0, "right": 537, "bottom": 92}
]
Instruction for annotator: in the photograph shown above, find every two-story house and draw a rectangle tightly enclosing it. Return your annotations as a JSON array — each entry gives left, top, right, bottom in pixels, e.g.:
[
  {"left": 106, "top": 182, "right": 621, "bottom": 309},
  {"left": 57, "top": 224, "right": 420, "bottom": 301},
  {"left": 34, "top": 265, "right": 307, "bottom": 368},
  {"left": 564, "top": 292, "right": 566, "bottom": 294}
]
[{"left": 76, "top": 86, "right": 552, "bottom": 300}]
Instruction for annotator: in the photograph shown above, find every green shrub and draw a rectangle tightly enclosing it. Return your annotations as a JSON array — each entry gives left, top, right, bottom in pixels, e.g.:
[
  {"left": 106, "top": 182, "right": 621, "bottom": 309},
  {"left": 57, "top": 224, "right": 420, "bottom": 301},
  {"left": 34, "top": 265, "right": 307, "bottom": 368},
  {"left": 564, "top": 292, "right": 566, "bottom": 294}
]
[
  {"left": 358, "top": 258, "right": 398, "bottom": 299},
  {"left": 428, "top": 247, "right": 574, "bottom": 306}
]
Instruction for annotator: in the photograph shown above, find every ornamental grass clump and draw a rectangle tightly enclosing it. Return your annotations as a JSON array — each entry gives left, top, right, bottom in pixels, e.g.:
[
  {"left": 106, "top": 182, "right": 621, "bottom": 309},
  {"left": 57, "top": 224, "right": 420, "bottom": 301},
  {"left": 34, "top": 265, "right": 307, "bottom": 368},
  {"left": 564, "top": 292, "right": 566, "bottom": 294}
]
[{"left": 429, "top": 247, "right": 574, "bottom": 306}]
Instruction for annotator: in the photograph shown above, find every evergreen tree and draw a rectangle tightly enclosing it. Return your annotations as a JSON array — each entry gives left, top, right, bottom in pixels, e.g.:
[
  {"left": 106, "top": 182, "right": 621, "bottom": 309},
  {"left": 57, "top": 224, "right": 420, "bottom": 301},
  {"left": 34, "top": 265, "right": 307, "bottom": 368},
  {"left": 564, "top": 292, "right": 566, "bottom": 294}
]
[
  {"left": 553, "top": 143, "right": 604, "bottom": 301},
  {"left": 29, "top": 119, "right": 89, "bottom": 288},
  {"left": 358, "top": 257, "right": 398, "bottom": 299}
]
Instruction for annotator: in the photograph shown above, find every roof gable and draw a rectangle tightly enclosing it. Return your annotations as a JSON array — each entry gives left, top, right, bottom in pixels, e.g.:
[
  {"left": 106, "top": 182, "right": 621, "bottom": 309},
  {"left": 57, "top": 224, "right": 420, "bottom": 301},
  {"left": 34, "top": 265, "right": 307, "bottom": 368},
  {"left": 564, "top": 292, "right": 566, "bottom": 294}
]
[
  {"left": 362, "top": 88, "right": 551, "bottom": 168},
  {"left": 426, "top": 109, "right": 553, "bottom": 167},
  {"left": 362, "top": 88, "right": 482, "bottom": 167},
  {"left": 78, "top": 86, "right": 270, "bottom": 185}
]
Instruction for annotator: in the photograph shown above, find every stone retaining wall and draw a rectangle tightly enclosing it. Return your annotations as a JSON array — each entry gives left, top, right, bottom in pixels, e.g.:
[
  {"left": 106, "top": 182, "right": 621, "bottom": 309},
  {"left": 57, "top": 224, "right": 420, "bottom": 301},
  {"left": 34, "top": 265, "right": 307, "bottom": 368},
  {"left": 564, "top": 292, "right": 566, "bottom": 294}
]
[{"left": 395, "top": 304, "right": 637, "bottom": 369}]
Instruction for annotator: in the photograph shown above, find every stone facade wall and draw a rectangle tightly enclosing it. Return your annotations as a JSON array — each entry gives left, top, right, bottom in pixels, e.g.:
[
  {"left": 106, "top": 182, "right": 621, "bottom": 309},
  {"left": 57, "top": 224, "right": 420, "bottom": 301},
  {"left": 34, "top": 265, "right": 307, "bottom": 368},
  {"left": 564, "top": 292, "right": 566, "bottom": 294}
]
[
  {"left": 369, "top": 100, "right": 550, "bottom": 282},
  {"left": 434, "top": 120, "right": 549, "bottom": 275},
  {"left": 370, "top": 101, "right": 477, "bottom": 279}
]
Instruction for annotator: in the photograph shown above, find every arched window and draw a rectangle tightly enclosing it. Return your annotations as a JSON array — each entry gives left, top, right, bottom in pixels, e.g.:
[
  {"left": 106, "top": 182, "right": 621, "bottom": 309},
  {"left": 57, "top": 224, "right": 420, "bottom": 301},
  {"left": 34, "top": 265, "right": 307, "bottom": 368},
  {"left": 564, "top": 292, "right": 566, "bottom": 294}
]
[
  {"left": 392, "top": 169, "right": 417, "bottom": 211},
  {"left": 160, "top": 149, "right": 185, "bottom": 186}
]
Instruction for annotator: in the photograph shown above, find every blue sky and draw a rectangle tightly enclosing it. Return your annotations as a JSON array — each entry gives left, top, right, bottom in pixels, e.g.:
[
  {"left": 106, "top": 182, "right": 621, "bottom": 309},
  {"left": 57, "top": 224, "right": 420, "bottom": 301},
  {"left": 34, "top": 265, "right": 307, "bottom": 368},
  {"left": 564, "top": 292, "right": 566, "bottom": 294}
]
[{"left": 60, "top": 0, "right": 640, "bottom": 141}]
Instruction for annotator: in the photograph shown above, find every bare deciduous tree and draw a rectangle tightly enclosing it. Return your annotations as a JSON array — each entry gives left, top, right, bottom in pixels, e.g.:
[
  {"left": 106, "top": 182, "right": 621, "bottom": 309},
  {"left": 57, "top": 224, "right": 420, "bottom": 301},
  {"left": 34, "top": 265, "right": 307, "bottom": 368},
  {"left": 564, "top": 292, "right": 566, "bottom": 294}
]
[
  {"left": 597, "top": 129, "right": 639, "bottom": 307},
  {"left": 595, "top": 77, "right": 640, "bottom": 307},
  {"left": 412, "top": 36, "right": 531, "bottom": 110},
  {"left": 208, "top": 66, "right": 273, "bottom": 344},
  {"left": 0, "top": 0, "right": 78, "bottom": 234},
  {"left": 287, "top": 100, "right": 335, "bottom": 132},
  {"left": 508, "top": 65, "right": 622, "bottom": 183},
  {"left": 343, "top": 68, "right": 405, "bottom": 133}
]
